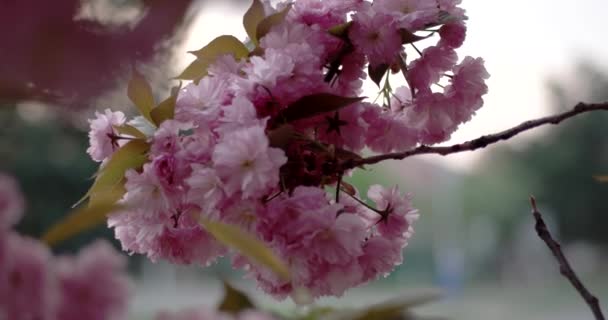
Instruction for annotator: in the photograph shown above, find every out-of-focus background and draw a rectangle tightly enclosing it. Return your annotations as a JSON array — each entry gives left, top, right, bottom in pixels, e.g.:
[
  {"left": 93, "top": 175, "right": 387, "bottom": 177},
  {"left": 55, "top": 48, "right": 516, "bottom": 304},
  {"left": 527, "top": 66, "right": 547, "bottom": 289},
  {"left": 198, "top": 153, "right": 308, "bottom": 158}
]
[{"left": 1, "top": 0, "right": 607, "bottom": 319}]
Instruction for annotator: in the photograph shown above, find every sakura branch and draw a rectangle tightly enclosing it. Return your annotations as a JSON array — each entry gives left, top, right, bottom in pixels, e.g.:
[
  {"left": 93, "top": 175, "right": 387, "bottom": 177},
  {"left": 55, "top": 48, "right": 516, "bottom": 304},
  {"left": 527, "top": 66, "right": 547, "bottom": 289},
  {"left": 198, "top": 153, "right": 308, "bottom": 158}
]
[
  {"left": 529, "top": 197, "right": 605, "bottom": 320},
  {"left": 346, "top": 102, "right": 608, "bottom": 169}
]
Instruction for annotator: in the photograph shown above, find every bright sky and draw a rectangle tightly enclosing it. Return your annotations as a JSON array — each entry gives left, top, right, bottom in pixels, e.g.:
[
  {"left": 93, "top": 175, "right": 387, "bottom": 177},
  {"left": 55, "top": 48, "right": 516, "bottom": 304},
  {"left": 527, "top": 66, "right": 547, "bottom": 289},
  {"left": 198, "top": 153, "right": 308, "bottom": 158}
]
[{"left": 182, "top": 0, "right": 608, "bottom": 172}]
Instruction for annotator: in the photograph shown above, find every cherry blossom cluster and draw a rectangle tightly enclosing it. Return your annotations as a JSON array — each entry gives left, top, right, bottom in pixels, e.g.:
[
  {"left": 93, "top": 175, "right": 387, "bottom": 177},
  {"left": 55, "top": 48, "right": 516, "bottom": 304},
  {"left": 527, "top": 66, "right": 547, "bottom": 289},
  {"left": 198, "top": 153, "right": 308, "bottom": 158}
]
[
  {"left": 87, "top": 0, "right": 488, "bottom": 299},
  {"left": 0, "top": 173, "right": 132, "bottom": 320},
  {"left": 1, "top": 173, "right": 282, "bottom": 319}
]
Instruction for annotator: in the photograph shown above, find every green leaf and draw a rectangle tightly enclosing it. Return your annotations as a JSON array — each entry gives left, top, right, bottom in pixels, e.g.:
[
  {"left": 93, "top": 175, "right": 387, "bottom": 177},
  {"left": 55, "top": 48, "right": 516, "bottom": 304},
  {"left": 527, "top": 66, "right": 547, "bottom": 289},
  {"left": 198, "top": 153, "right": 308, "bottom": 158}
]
[
  {"left": 243, "top": 0, "right": 266, "bottom": 45},
  {"left": 368, "top": 63, "right": 390, "bottom": 87},
  {"left": 218, "top": 281, "right": 255, "bottom": 314},
  {"left": 78, "top": 139, "right": 150, "bottom": 207},
  {"left": 128, "top": 68, "right": 156, "bottom": 123},
  {"left": 42, "top": 198, "right": 124, "bottom": 246},
  {"left": 255, "top": 4, "right": 292, "bottom": 42},
  {"left": 328, "top": 21, "right": 353, "bottom": 39},
  {"left": 151, "top": 83, "right": 181, "bottom": 126},
  {"left": 177, "top": 35, "right": 249, "bottom": 82},
  {"left": 188, "top": 35, "right": 250, "bottom": 61},
  {"left": 200, "top": 217, "right": 290, "bottom": 281},
  {"left": 277, "top": 94, "right": 364, "bottom": 124},
  {"left": 113, "top": 124, "right": 147, "bottom": 139},
  {"left": 175, "top": 59, "right": 208, "bottom": 82},
  {"left": 321, "top": 290, "right": 441, "bottom": 320}
]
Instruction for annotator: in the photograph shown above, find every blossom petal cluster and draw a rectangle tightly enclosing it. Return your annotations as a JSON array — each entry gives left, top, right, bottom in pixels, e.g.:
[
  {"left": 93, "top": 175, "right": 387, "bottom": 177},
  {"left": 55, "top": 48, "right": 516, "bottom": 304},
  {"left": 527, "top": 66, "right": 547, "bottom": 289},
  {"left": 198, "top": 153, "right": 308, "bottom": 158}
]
[
  {"left": 0, "top": 173, "right": 132, "bottom": 320},
  {"left": 88, "top": 0, "right": 488, "bottom": 299}
]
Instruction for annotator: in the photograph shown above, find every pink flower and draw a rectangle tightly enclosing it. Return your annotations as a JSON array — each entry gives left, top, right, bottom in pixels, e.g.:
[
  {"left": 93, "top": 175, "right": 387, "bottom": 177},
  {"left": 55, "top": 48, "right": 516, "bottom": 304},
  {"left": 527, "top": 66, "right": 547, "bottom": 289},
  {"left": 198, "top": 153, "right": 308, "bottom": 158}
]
[
  {"left": 367, "top": 185, "right": 419, "bottom": 240},
  {"left": 359, "top": 236, "right": 404, "bottom": 281},
  {"left": 217, "top": 96, "right": 267, "bottom": 136},
  {"left": 349, "top": 7, "right": 403, "bottom": 67},
  {"left": 241, "top": 49, "right": 294, "bottom": 91},
  {"left": 175, "top": 77, "right": 229, "bottom": 127},
  {"left": 151, "top": 120, "right": 191, "bottom": 155},
  {"left": 212, "top": 125, "right": 286, "bottom": 199},
  {"left": 122, "top": 164, "right": 173, "bottom": 215},
  {"left": 445, "top": 56, "right": 490, "bottom": 124},
  {"left": 407, "top": 45, "right": 458, "bottom": 94},
  {"left": 155, "top": 223, "right": 226, "bottom": 266},
  {"left": 0, "top": 173, "right": 24, "bottom": 229},
  {"left": 255, "top": 187, "right": 368, "bottom": 298},
  {"left": 439, "top": 22, "right": 467, "bottom": 48},
  {"left": 152, "top": 153, "right": 190, "bottom": 195},
  {"left": 55, "top": 240, "right": 132, "bottom": 320},
  {"left": 373, "top": 0, "right": 439, "bottom": 30},
  {"left": 177, "top": 77, "right": 231, "bottom": 111},
  {"left": 288, "top": 0, "right": 358, "bottom": 28},
  {"left": 87, "top": 109, "right": 126, "bottom": 162},
  {"left": 186, "top": 165, "right": 225, "bottom": 213},
  {"left": 108, "top": 209, "right": 164, "bottom": 260},
  {"left": 405, "top": 91, "right": 458, "bottom": 144},
  {"left": 0, "top": 233, "right": 56, "bottom": 320},
  {"left": 362, "top": 105, "right": 418, "bottom": 153}
]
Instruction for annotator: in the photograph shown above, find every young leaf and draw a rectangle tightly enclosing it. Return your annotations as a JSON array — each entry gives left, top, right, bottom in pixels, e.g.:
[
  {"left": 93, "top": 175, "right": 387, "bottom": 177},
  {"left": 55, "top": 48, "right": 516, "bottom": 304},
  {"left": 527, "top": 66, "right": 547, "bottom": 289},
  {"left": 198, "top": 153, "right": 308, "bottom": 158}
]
[
  {"left": 322, "top": 290, "right": 441, "bottom": 320},
  {"left": 42, "top": 199, "right": 124, "bottom": 246},
  {"left": 188, "top": 35, "right": 250, "bottom": 61},
  {"left": 150, "top": 83, "right": 182, "bottom": 126},
  {"left": 175, "top": 58, "right": 208, "bottom": 82},
  {"left": 218, "top": 281, "right": 255, "bottom": 314},
  {"left": 340, "top": 181, "right": 357, "bottom": 197},
  {"left": 200, "top": 217, "right": 290, "bottom": 282},
  {"left": 128, "top": 68, "right": 155, "bottom": 123},
  {"left": 177, "top": 35, "right": 250, "bottom": 82},
  {"left": 243, "top": 0, "right": 266, "bottom": 45},
  {"left": 328, "top": 21, "right": 353, "bottom": 39},
  {"left": 368, "top": 63, "right": 390, "bottom": 87},
  {"left": 255, "top": 4, "right": 292, "bottom": 42},
  {"left": 268, "top": 124, "right": 297, "bottom": 149},
  {"left": 80, "top": 139, "right": 150, "bottom": 207},
  {"left": 113, "top": 124, "right": 147, "bottom": 139},
  {"left": 278, "top": 94, "right": 364, "bottom": 124}
]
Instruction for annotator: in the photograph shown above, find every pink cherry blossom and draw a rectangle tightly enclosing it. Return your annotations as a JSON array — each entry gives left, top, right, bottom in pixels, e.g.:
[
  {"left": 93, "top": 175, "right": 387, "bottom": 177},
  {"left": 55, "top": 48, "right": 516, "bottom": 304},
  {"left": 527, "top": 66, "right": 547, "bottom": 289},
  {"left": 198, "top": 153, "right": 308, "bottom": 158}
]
[
  {"left": 87, "top": 108, "right": 126, "bottom": 162},
  {"left": 55, "top": 240, "right": 132, "bottom": 320},
  {"left": 186, "top": 165, "right": 225, "bottom": 213},
  {"left": 367, "top": 185, "right": 419, "bottom": 240},
  {"left": 359, "top": 236, "right": 404, "bottom": 281},
  {"left": 212, "top": 125, "right": 286, "bottom": 199},
  {"left": 439, "top": 22, "right": 467, "bottom": 48},
  {"left": 362, "top": 106, "right": 418, "bottom": 153},
  {"left": 349, "top": 6, "right": 403, "bottom": 67},
  {"left": 407, "top": 45, "right": 458, "bottom": 94},
  {"left": 84, "top": 0, "right": 487, "bottom": 300},
  {"left": 0, "top": 233, "right": 56, "bottom": 320}
]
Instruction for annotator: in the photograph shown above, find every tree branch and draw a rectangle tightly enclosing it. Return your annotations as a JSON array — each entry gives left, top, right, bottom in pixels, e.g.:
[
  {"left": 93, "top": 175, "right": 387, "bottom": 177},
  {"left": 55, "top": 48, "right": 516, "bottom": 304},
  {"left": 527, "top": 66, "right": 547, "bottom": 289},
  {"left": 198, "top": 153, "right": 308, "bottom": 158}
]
[
  {"left": 529, "top": 197, "right": 605, "bottom": 320},
  {"left": 345, "top": 102, "right": 608, "bottom": 169}
]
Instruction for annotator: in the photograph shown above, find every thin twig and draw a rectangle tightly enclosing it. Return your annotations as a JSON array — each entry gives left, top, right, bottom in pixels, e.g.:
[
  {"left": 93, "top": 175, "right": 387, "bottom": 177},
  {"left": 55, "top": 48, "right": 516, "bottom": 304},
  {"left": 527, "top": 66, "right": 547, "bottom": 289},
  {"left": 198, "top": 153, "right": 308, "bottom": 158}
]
[
  {"left": 344, "top": 102, "right": 608, "bottom": 169},
  {"left": 529, "top": 197, "right": 605, "bottom": 320}
]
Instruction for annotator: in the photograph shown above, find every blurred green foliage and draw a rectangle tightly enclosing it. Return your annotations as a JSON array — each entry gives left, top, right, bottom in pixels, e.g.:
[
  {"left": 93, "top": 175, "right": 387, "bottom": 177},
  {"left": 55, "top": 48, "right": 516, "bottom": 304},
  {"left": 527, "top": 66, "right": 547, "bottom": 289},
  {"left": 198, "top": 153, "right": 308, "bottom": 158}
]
[
  {"left": 463, "top": 61, "right": 608, "bottom": 249},
  {"left": 0, "top": 106, "right": 119, "bottom": 255}
]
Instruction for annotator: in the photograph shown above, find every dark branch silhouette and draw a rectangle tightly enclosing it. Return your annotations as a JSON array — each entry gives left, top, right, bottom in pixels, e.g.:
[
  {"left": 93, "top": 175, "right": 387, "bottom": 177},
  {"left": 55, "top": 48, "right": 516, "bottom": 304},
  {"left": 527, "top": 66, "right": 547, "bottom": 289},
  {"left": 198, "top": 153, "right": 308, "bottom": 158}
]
[
  {"left": 529, "top": 196, "right": 605, "bottom": 320},
  {"left": 344, "top": 102, "right": 608, "bottom": 169}
]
